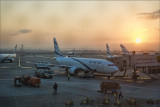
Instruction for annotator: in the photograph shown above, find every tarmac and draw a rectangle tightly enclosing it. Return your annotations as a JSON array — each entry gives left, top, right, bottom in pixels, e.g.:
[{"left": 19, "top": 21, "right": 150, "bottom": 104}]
[{"left": 0, "top": 54, "right": 160, "bottom": 107}]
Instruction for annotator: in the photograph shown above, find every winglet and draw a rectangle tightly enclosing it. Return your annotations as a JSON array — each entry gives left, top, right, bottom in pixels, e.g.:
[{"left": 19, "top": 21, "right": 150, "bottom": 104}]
[{"left": 13, "top": 44, "right": 17, "bottom": 53}]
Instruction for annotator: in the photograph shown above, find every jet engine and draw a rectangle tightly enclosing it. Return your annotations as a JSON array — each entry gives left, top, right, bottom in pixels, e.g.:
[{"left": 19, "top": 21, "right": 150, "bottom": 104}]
[{"left": 68, "top": 67, "right": 77, "bottom": 74}]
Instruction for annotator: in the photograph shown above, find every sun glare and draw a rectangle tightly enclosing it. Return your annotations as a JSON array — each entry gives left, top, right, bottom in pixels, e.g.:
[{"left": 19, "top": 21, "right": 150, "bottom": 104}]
[{"left": 136, "top": 38, "right": 141, "bottom": 43}]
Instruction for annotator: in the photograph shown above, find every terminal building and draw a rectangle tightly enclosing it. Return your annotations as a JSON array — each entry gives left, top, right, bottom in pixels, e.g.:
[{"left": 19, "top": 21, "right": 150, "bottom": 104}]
[{"left": 108, "top": 53, "right": 160, "bottom": 74}]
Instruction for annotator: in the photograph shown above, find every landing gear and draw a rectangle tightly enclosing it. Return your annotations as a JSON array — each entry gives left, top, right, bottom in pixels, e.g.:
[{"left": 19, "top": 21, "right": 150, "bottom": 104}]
[
  {"left": 107, "top": 76, "right": 110, "bottom": 80},
  {"left": 10, "top": 59, "right": 12, "bottom": 63}
]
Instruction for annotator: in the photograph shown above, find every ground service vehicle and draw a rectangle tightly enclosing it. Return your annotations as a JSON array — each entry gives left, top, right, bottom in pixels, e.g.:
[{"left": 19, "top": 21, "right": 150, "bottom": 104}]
[
  {"left": 14, "top": 75, "right": 41, "bottom": 87},
  {"left": 35, "top": 69, "right": 54, "bottom": 78},
  {"left": 99, "top": 81, "right": 120, "bottom": 93}
]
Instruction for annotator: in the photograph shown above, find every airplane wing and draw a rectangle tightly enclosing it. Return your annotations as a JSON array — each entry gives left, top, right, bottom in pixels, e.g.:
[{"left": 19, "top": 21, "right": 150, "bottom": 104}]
[
  {"left": 2, "top": 55, "right": 11, "bottom": 61},
  {"left": 57, "top": 65, "right": 73, "bottom": 68}
]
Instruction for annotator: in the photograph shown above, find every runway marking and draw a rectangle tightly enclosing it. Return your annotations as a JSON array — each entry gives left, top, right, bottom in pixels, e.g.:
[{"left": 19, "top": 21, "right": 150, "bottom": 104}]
[
  {"left": 0, "top": 66, "right": 18, "bottom": 68},
  {"left": 0, "top": 66, "right": 33, "bottom": 69},
  {"left": 0, "top": 67, "right": 11, "bottom": 68},
  {"left": 21, "top": 66, "right": 33, "bottom": 68},
  {"left": 14, "top": 96, "right": 19, "bottom": 107},
  {"left": 36, "top": 55, "right": 53, "bottom": 59},
  {"left": 0, "top": 66, "right": 32, "bottom": 69},
  {"left": 24, "top": 61, "right": 34, "bottom": 64}
]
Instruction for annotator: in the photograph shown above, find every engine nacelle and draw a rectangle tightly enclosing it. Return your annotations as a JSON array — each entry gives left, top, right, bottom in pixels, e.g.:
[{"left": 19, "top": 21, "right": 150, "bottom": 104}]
[
  {"left": 68, "top": 67, "right": 77, "bottom": 74},
  {"left": 53, "top": 57, "right": 56, "bottom": 60}
]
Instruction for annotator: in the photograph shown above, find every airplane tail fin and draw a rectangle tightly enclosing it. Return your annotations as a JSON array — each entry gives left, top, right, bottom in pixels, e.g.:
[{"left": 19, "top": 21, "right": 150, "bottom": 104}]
[
  {"left": 53, "top": 38, "right": 64, "bottom": 57},
  {"left": 13, "top": 44, "right": 17, "bottom": 53},
  {"left": 120, "top": 44, "right": 129, "bottom": 55},
  {"left": 106, "top": 44, "right": 113, "bottom": 56},
  {"left": 73, "top": 48, "right": 75, "bottom": 54}
]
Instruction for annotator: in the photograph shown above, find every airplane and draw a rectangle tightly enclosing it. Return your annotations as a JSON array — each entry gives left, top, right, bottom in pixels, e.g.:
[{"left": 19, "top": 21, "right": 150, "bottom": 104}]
[
  {"left": 0, "top": 45, "right": 17, "bottom": 63},
  {"left": 120, "top": 44, "right": 157, "bottom": 55},
  {"left": 106, "top": 44, "right": 119, "bottom": 58},
  {"left": 120, "top": 44, "right": 130, "bottom": 55},
  {"left": 67, "top": 48, "right": 75, "bottom": 56},
  {"left": 53, "top": 38, "right": 119, "bottom": 76},
  {"left": 35, "top": 61, "right": 54, "bottom": 69}
]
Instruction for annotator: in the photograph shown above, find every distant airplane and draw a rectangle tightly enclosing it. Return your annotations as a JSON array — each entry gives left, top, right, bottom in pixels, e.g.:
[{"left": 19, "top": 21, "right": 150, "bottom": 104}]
[
  {"left": 53, "top": 38, "right": 119, "bottom": 75},
  {"left": 67, "top": 48, "right": 75, "bottom": 56},
  {"left": 0, "top": 45, "right": 17, "bottom": 63},
  {"left": 120, "top": 44, "right": 157, "bottom": 55},
  {"left": 120, "top": 44, "right": 130, "bottom": 55},
  {"left": 106, "top": 44, "right": 119, "bottom": 58},
  {"left": 35, "top": 61, "right": 52, "bottom": 69}
]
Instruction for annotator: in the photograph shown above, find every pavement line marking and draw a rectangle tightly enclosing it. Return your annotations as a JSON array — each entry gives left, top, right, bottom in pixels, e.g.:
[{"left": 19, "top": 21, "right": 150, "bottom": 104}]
[
  {"left": 0, "top": 66, "right": 17, "bottom": 68},
  {"left": 0, "top": 79, "right": 13, "bottom": 80},
  {"left": 0, "top": 67, "right": 11, "bottom": 68},
  {"left": 25, "top": 61, "right": 34, "bottom": 64},
  {"left": 36, "top": 56, "right": 53, "bottom": 59},
  {"left": 21, "top": 66, "right": 33, "bottom": 68},
  {"left": 14, "top": 96, "right": 19, "bottom": 107}
]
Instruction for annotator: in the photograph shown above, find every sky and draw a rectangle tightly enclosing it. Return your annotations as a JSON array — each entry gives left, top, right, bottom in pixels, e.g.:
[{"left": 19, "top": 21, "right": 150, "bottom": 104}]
[{"left": 1, "top": 0, "right": 160, "bottom": 51}]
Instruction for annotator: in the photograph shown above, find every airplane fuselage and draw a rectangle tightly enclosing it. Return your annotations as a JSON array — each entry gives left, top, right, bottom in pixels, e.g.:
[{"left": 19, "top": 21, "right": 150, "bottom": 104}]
[
  {"left": 67, "top": 52, "right": 74, "bottom": 55},
  {"left": 55, "top": 56, "right": 118, "bottom": 74},
  {"left": 0, "top": 53, "right": 16, "bottom": 62}
]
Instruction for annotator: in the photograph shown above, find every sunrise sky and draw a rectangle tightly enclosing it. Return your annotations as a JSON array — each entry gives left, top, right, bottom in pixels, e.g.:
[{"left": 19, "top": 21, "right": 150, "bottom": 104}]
[{"left": 1, "top": 1, "right": 160, "bottom": 51}]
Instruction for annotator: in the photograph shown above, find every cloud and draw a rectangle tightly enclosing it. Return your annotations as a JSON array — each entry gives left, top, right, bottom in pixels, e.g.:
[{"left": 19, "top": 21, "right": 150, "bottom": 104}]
[
  {"left": 138, "top": 9, "right": 160, "bottom": 20},
  {"left": 19, "top": 29, "right": 32, "bottom": 33},
  {"left": 9, "top": 29, "right": 32, "bottom": 36}
]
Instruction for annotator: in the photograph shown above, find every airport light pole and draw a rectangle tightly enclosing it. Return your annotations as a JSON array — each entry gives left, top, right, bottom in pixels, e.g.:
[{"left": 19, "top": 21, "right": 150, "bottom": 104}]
[
  {"left": 159, "top": 29, "right": 160, "bottom": 54},
  {"left": 132, "top": 51, "right": 137, "bottom": 79}
]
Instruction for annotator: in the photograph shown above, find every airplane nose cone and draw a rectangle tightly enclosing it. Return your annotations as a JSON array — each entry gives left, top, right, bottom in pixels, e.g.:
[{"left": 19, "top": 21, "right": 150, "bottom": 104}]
[{"left": 113, "top": 66, "right": 119, "bottom": 73}]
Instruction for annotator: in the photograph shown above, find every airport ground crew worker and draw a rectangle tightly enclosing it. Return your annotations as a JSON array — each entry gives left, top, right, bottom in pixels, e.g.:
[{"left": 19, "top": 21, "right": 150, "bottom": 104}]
[
  {"left": 117, "top": 87, "right": 123, "bottom": 99},
  {"left": 53, "top": 82, "right": 58, "bottom": 93},
  {"left": 68, "top": 74, "right": 70, "bottom": 80},
  {"left": 103, "top": 94, "right": 110, "bottom": 104},
  {"left": 111, "top": 89, "right": 116, "bottom": 95},
  {"left": 113, "top": 92, "right": 120, "bottom": 105},
  {"left": 15, "top": 79, "right": 21, "bottom": 87}
]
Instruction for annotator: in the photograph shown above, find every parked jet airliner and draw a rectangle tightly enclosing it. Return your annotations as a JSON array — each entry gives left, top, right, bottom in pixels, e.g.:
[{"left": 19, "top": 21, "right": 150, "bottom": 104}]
[
  {"left": 53, "top": 38, "right": 119, "bottom": 75},
  {"left": 0, "top": 45, "right": 17, "bottom": 63},
  {"left": 67, "top": 48, "right": 75, "bottom": 56},
  {"left": 106, "top": 44, "right": 119, "bottom": 58},
  {"left": 120, "top": 44, "right": 157, "bottom": 55}
]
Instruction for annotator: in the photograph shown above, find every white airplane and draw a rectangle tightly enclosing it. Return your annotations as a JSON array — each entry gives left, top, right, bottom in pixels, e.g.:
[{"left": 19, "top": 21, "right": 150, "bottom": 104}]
[
  {"left": 120, "top": 44, "right": 130, "bottom": 55},
  {"left": 53, "top": 38, "right": 119, "bottom": 75},
  {"left": 0, "top": 45, "right": 17, "bottom": 63},
  {"left": 120, "top": 44, "right": 156, "bottom": 55},
  {"left": 67, "top": 48, "right": 75, "bottom": 56},
  {"left": 106, "top": 44, "right": 119, "bottom": 58}
]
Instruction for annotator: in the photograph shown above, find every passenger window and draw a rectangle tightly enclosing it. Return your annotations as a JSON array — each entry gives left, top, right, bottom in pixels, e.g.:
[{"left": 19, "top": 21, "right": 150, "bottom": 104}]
[{"left": 108, "top": 64, "right": 115, "bottom": 66}]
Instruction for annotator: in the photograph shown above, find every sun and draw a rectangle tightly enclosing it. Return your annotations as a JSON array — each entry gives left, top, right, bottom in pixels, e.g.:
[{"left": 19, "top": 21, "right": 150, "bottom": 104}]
[{"left": 136, "top": 38, "right": 141, "bottom": 43}]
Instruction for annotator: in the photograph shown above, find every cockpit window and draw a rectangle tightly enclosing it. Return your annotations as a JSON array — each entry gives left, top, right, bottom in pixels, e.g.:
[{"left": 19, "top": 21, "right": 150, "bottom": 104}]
[{"left": 108, "top": 64, "right": 115, "bottom": 66}]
